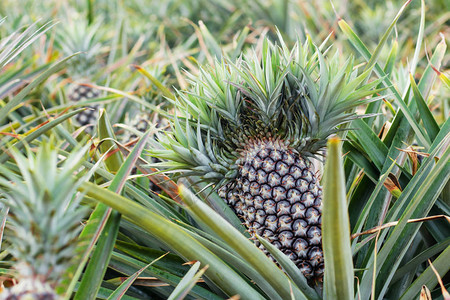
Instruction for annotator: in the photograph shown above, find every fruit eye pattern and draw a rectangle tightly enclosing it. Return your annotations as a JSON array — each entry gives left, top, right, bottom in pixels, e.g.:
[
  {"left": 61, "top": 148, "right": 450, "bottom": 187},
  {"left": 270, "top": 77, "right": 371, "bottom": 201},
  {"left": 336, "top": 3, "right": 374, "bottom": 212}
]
[
  {"left": 219, "top": 139, "right": 324, "bottom": 282},
  {"left": 68, "top": 83, "right": 101, "bottom": 129}
]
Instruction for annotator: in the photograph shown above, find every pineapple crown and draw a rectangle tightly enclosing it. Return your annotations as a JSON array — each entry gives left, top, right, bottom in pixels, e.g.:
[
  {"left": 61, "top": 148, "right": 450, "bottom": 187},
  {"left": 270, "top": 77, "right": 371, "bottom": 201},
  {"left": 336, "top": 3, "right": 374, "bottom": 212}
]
[
  {"left": 149, "top": 34, "right": 383, "bottom": 188},
  {"left": 55, "top": 16, "right": 103, "bottom": 79},
  {"left": 0, "top": 140, "right": 88, "bottom": 287}
]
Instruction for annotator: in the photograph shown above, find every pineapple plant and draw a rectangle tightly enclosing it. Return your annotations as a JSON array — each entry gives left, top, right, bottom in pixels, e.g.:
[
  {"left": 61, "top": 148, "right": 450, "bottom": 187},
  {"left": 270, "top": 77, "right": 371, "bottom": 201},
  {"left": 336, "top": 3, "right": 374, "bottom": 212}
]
[
  {"left": 120, "top": 111, "right": 160, "bottom": 144},
  {"left": 55, "top": 16, "right": 103, "bottom": 131},
  {"left": 1, "top": 0, "right": 447, "bottom": 298},
  {"left": 0, "top": 141, "right": 87, "bottom": 299},
  {"left": 149, "top": 35, "right": 383, "bottom": 283},
  {"left": 120, "top": 111, "right": 165, "bottom": 192}
]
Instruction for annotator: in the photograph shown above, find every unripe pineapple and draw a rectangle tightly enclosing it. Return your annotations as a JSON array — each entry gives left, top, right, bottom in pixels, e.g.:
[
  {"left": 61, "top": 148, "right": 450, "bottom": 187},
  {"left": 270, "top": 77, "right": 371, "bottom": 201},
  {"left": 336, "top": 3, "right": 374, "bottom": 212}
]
[
  {"left": 149, "top": 35, "right": 382, "bottom": 284},
  {"left": 121, "top": 112, "right": 155, "bottom": 144},
  {"left": 0, "top": 141, "right": 87, "bottom": 299},
  {"left": 218, "top": 138, "right": 324, "bottom": 278},
  {"left": 67, "top": 82, "right": 101, "bottom": 128},
  {"left": 56, "top": 17, "right": 103, "bottom": 130}
]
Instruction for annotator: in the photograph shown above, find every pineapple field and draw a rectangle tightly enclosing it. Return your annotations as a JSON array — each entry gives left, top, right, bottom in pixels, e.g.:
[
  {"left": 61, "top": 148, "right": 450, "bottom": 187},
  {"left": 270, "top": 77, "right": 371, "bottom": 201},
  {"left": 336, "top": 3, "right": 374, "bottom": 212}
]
[{"left": 0, "top": 0, "right": 449, "bottom": 299}]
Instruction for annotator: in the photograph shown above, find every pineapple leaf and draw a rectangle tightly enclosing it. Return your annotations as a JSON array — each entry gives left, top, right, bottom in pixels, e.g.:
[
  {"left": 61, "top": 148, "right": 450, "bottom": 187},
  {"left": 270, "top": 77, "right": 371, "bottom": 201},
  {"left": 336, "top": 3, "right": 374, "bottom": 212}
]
[
  {"left": 338, "top": 19, "right": 430, "bottom": 148},
  {"left": 399, "top": 246, "right": 450, "bottom": 300},
  {"left": 409, "top": 74, "right": 440, "bottom": 141},
  {"left": 0, "top": 53, "right": 78, "bottom": 125},
  {"left": 106, "top": 261, "right": 153, "bottom": 300},
  {"left": 179, "top": 185, "right": 309, "bottom": 300},
  {"left": 348, "top": 119, "right": 389, "bottom": 171},
  {"left": 359, "top": 132, "right": 450, "bottom": 299},
  {"left": 256, "top": 235, "right": 321, "bottom": 300},
  {"left": 109, "top": 251, "right": 222, "bottom": 299},
  {"left": 79, "top": 181, "right": 265, "bottom": 298},
  {"left": 75, "top": 110, "right": 146, "bottom": 300},
  {"left": 167, "top": 261, "right": 207, "bottom": 300},
  {"left": 0, "top": 108, "right": 88, "bottom": 163},
  {"left": 0, "top": 139, "right": 89, "bottom": 289},
  {"left": 322, "top": 137, "right": 354, "bottom": 300}
]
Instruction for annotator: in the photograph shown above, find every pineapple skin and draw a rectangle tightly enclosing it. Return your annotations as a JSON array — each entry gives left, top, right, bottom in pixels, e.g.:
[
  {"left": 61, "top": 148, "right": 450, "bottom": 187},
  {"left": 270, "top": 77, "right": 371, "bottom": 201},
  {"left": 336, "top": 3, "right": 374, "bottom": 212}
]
[
  {"left": 220, "top": 138, "right": 324, "bottom": 282},
  {"left": 67, "top": 82, "right": 100, "bottom": 128}
]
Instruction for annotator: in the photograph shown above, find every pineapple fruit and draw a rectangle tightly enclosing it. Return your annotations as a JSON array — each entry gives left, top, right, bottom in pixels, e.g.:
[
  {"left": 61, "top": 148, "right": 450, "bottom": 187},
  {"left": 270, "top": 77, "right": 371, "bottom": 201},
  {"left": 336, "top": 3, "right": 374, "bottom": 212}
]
[
  {"left": 67, "top": 82, "right": 101, "bottom": 128},
  {"left": 0, "top": 141, "right": 87, "bottom": 299},
  {"left": 121, "top": 112, "right": 156, "bottom": 144},
  {"left": 217, "top": 138, "right": 323, "bottom": 279},
  {"left": 150, "top": 35, "right": 381, "bottom": 283},
  {"left": 56, "top": 17, "right": 103, "bottom": 131}
]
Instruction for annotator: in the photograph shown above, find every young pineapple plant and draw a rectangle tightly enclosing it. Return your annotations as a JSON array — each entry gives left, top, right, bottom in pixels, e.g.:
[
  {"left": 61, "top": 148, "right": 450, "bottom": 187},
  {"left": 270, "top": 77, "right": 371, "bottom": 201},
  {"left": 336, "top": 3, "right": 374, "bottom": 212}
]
[
  {"left": 149, "top": 35, "right": 382, "bottom": 284},
  {"left": 0, "top": 141, "right": 87, "bottom": 299},
  {"left": 55, "top": 17, "right": 103, "bottom": 130}
]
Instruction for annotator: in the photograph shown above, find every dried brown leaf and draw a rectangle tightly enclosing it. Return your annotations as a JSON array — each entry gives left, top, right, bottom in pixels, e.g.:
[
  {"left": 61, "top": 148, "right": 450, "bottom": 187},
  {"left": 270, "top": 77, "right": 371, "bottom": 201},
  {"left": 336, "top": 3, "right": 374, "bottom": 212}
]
[
  {"left": 352, "top": 215, "right": 450, "bottom": 239},
  {"left": 420, "top": 285, "right": 432, "bottom": 300},
  {"left": 428, "top": 259, "right": 450, "bottom": 300}
]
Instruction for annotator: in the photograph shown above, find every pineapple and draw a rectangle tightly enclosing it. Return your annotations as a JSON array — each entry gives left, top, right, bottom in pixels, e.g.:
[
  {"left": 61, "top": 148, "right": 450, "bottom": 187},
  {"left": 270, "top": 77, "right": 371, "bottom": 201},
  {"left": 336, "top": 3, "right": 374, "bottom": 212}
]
[
  {"left": 149, "top": 35, "right": 382, "bottom": 283},
  {"left": 121, "top": 112, "right": 156, "bottom": 144},
  {"left": 67, "top": 82, "right": 101, "bottom": 128},
  {"left": 56, "top": 17, "right": 103, "bottom": 130},
  {"left": 0, "top": 141, "right": 87, "bottom": 299}
]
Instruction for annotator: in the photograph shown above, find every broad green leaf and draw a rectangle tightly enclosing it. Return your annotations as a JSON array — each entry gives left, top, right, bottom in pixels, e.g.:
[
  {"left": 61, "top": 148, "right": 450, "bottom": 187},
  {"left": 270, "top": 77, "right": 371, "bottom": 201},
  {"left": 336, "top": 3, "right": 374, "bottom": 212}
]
[
  {"left": 0, "top": 54, "right": 77, "bottom": 125},
  {"left": 115, "top": 241, "right": 188, "bottom": 277},
  {"left": 359, "top": 133, "right": 450, "bottom": 299},
  {"left": 74, "top": 283, "right": 140, "bottom": 300},
  {"left": 79, "top": 182, "right": 264, "bottom": 299},
  {"left": 351, "top": 161, "right": 397, "bottom": 245},
  {"left": 186, "top": 177, "right": 249, "bottom": 236},
  {"left": 392, "top": 238, "right": 450, "bottom": 284},
  {"left": 350, "top": 119, "right": 388, "bottom": 171},
  {"left": 75, "top": 111, "right": 145, "bottom": 300},
  {"left": 109, "top": 252, "right": 222, "bottom": 300},
  {"left": 107, "top": 261, "right": 155, "bottom": 300},
  {"left": 256, "top": 236, "right": 321, "bottom": 300},
  {"left": 343, "top": 141, "right": 379, "bottom": 182},
  {"left": 176, "top": 224, "right": 281, "bottom": 299},
  {"left": 0, "top": 108, "right": 86, "bottom": 163},
  {"left": 410, "top": 74, "right": 440, "bottom": 142},
  {"left": 74, "top": 213, "right": 121, "bottom": 300},
  {"left": 98, "top": 110, "right": 125, "bottom": 174},
  {"left": 399, "top": 246, "right": 450, "bottom": 300},
  {"left": 167, "top": 262, "right": 207, "bottom": 300},
  {"left": 322, "top": 137, "right": 354, "bottom": 300},
  {"left": 338, "top": 19, "right": 430, "bottom": 148},
  {"left": 179, "top": 185, "right": 308, "bottom": 300}
]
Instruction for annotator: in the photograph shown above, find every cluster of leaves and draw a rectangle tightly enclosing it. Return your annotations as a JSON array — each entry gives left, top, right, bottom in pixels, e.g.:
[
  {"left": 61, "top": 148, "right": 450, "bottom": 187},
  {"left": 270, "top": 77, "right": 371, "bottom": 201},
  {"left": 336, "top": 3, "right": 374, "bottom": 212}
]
[{"left": 0, "top": 0, "right": 448, "bottom": 299}]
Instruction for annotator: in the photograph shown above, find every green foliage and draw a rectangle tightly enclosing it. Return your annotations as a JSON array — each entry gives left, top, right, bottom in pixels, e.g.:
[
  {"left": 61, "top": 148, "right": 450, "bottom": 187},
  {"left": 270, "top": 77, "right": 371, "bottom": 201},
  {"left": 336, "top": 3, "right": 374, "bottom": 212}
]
[
  {"left": 0, "top": 139, "right": 88, "bottom": 290},
  {"left": 0, "top": 0, "right": 448, "bottom": 299}
]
